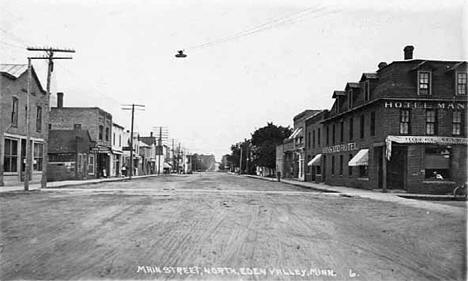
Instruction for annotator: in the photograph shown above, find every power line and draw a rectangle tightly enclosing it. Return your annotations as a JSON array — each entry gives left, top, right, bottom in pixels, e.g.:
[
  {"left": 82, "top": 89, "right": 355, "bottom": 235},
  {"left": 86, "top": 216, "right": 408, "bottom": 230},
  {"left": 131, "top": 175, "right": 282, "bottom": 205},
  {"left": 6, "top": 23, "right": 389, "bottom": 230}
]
[{"left": 186, "top": 5, "right": 328, "bottom": 51}]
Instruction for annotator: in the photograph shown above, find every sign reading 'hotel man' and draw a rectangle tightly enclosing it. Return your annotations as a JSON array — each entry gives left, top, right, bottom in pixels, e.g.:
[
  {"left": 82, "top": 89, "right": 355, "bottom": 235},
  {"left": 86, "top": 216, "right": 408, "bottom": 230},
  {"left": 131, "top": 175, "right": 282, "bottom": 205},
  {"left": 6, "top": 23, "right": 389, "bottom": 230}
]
[{"left": 384, "top": 101, "right": 465, "bottom": 110}]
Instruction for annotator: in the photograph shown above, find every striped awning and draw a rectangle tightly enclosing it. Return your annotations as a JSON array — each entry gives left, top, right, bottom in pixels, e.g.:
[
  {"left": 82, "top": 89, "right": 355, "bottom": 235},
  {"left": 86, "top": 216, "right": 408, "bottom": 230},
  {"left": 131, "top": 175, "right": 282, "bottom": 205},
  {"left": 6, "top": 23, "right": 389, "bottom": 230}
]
[
  {"left": 348, "top": 149, "right": 369, "bottom": 166},
  {"left": 307, "top": 154, "right": 322, "bottom": 166}
]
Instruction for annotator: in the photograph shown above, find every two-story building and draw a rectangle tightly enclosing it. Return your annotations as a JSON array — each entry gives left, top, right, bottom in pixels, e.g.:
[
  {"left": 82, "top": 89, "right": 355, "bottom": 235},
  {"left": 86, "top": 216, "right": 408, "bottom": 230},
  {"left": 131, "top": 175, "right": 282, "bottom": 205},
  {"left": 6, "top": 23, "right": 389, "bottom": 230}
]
[
  {"left": 317, "top": 46, "right": 467, "bottom": 194},
  {"left": 110, "top": 123, "right": 124, "bottom": 177},
  {"left": 49, "top": 93, "right": 113, "bottom": 178},
  {"left": 304, "top": 110, "right": 328, "bottom": 182},
  {"left": 0, "top": 64, "right": 48, "bottom": 186}
]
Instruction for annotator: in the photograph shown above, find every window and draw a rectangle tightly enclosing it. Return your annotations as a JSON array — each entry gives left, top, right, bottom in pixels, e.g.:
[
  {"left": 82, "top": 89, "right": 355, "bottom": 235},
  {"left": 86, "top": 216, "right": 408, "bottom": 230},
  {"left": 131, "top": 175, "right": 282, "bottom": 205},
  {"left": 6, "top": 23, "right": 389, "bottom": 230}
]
[
  {"left": 4, "top": 138, "right": 18, "bottom": 172},
  {"left": 99, "top": 125, "right": 103, "bottom": 140},
  {"left": 36, "top": 106, "right": 42, "bottom": 132},
  {"left": 317, "top": 128, "right": 321, "bottom": 146},
  {"left": 307, "top": 131, "right": 311, "bottom": 149},
  {"left": 312, "top": 130, "right": 315, "bottom": 149},
  {"left": 400, "top": 109, "right": 410, "bottom": 135},
  {"left": 424, "top": 146, "right": 451, "bottom": 180},
  {"left": 452, "top": 111, "right": 463, "bottom": 136},
  {"left": 456, "top": 72, "right": 467, "bottom": 95},
  {"left": 33, "top": 143, "right": 43, "bottom": 171},
  {"left": 332, "top": 124, "right": 336, "bottom": 145},
  {"left": 340, "top": 120, "right": 344, "bottom": 142},
  {"left": 339, "top": 155, "right": 343, "bottom": 175},
  {"left": 119, "top": 135, "right": 121, "bottom": 147},
  {"left": 349, "top": 117, "right": 354, "bottom": 140},
  {"left": 331, "top": 156, "right": 335, "bottom": 175},
  {"left": 105, "top": 127, "right": 110, "bottom": 141},
  {"left": 360, "top": 115, "right": 365, "bottom": 139},
  {"left": 426, "top": 109, "right": 437, "bottom": 135},
  {"left": 418, "top": 71, "right": 431, "bottom": 95},
  {"left": 348, "top": 154, "right": 353, "bottom": 176},
  {"left": 73, "top": 124, "right": 81, "bottom": 130},
  {"left": 88, "top": 154, "right": 95, "bottom": 175},
  {"left": 316, "top": 165, "right": 321, "bottom": 175},
  {"left": 113, "top": 133, "right": 116, "bottom": 146},
  {"left": 370, "top": 112, "right": 376, "bottom": 136},
  {"left": 347, "top": 90, "right": 353, "bottom": 109},
  {"left": 364, "top": 81, "right": 370, "bottom": 101},
  {"left": 11, "top": 97, "right": 18, "bottom": 127},
  {"left": 359, "top": 165, "right": 368, "bottom": 178},
  {"left": 326, "top": 126, "right": 329, "bottom": 145}
]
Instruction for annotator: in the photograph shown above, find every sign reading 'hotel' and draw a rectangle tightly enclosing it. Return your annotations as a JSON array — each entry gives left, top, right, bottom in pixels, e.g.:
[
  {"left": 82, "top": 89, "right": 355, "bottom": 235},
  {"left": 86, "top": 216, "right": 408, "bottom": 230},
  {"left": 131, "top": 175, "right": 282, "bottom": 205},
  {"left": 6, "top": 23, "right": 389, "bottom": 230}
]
[
  {"left": 384, "top": 101, "right": 465, "bottom": 110},
  {"left": 322, "top": 142, "right": 359, "bottom": 154}
]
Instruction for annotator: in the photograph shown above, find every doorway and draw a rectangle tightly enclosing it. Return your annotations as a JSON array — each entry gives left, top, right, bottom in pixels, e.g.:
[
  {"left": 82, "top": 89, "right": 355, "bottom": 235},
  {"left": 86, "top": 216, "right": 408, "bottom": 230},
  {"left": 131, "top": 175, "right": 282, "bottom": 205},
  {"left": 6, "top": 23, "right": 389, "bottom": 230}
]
[{"left": 387, "top": 145, "right": 407, "bottom": 190}]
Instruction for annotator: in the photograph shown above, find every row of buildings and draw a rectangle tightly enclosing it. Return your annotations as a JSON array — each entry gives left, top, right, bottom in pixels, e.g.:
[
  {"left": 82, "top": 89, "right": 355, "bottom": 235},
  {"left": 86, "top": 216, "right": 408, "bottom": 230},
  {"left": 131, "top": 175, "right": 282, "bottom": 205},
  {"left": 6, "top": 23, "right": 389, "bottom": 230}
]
[
  {"left": 1, "top": 64, "right": 189, "bottom": 186},
  {"left": 276, "top": 46, "right": 467, "bottom": 194}
]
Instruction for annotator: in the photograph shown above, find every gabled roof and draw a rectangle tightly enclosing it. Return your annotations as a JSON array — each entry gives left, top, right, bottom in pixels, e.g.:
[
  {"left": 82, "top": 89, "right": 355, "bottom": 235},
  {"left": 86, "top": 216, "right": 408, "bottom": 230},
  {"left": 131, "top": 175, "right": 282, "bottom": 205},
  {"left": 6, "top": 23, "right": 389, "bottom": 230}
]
[
  {"left": 0, "top": 64, "right": 46, "bottom": 93},
  {"left": 360, "top": 72, "right": 378, "bottom": 81},
  {"left": 139, "top": 136, "right": 157, "bottom": 145},
  {"left": 345, "top": 82, "right": 360, "bottom": 90},
  {"left": 332, "top": 90, "right": 345, "bottom": 98},
  {"left": 445, "top": 61, "right": 467, "bottom": 72}
]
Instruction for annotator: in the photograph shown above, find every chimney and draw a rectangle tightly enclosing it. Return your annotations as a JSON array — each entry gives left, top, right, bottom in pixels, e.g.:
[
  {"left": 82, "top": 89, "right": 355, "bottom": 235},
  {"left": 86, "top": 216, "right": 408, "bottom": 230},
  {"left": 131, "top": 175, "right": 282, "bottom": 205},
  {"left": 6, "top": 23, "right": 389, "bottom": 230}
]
[
  {"left": 404, "top": 45, "right": 414, "bottom": 60},
  {"left": 378, "top": 62, "right": 388, "bottom": 70},
  {"left": 150, "top": 132, "right": 153, "bottom": 137},
  {"left": 57, "top": 92, "right": 64, "bottom": 108}
]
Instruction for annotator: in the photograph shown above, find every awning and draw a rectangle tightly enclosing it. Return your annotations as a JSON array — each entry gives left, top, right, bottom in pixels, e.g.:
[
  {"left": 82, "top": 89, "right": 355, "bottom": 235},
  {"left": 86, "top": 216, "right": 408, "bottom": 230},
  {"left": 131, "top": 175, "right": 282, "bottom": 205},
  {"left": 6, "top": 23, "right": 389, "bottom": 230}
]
[
  {"left": 348, "top": 149, "right": 369, "bottom": 166},
  {"left": 307, "top": 154, "right": 322, "bottom": 166},
  {"left": 163, "top": 162, "right": 172, "bottom": 168}
]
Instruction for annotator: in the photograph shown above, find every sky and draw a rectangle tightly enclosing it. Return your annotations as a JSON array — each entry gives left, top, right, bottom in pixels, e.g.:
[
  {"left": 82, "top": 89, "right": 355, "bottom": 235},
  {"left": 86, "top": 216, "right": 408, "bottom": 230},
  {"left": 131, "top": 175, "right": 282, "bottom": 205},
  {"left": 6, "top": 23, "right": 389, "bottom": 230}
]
[{"left": 1, "top": 0, "right": 466, "bottom": 161}]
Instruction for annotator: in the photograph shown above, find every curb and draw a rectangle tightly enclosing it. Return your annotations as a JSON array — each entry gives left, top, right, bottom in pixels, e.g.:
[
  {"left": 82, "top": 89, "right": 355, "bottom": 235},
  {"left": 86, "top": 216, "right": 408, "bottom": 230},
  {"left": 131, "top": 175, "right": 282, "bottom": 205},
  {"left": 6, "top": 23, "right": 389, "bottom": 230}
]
[{"left": 244, "top": 175, "right": 338, "bottom": 193}]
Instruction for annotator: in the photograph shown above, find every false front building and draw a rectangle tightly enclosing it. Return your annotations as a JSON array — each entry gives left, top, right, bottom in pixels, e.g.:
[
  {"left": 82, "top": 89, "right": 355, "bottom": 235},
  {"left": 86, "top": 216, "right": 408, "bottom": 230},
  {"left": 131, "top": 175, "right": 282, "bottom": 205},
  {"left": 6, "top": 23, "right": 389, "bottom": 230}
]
[{"left": 308, "top": 46, "right": 467, "bottom": 194}]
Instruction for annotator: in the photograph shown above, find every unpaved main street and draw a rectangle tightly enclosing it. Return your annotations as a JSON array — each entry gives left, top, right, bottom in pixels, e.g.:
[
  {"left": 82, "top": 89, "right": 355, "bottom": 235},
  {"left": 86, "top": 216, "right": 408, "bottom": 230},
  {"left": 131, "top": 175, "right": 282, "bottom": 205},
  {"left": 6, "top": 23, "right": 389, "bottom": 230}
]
[{"left": 0, "top": 173, "right": 466, "bottom": 280}]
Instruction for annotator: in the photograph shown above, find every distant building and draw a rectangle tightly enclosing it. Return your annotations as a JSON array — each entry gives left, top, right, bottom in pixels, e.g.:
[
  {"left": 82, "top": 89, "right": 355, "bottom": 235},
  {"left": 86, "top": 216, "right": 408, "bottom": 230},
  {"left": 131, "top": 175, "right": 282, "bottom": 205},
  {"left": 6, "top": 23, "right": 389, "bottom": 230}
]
[
  {"left": 49, "top": 93, "right": 113, "bottom": 178},
  {"left": 110, "top": 123, "right": 124, "bottom": 177},
  {"left": 0, "top": 64, "right": 48, "bottom": 186},
  {"left": 304, "top": 110, "right": 328, "bottom": 182}
]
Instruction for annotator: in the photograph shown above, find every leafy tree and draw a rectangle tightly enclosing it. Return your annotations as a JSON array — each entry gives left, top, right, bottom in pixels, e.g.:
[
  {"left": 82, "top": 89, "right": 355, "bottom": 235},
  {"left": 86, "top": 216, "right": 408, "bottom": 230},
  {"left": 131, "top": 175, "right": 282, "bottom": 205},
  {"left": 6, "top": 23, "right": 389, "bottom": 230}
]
[{"left": 251, "top": 122, "right": 292, "bottom": 169}]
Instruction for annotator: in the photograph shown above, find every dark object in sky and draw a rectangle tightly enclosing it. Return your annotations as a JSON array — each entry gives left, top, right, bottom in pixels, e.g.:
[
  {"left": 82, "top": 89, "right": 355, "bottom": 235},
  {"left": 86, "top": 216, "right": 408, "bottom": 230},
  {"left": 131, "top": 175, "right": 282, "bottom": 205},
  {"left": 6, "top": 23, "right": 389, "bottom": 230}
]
[{"left": 175, "top": 50, "right": 187, "bottom": 58}]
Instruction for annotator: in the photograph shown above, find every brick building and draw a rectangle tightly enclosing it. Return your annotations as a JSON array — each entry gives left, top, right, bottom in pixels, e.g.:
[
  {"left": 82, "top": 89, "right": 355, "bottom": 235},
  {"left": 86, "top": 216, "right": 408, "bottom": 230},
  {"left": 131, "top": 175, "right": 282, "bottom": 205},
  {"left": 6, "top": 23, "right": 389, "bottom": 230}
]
[
  {"left": 49, "top": 93, "right": 113, "bottom": 178},
  {"left": 110, "top": 123, "right": 124, "bottom": 177},
  {"left": 47, "top": 129, "right": 95, "bottom": 181},
  {"left": 306, "top": 46, "right": 467, "bottom": 194},
  {"left": 304, "top": 110, "right": 328, "bottom": 182},
  {"left": 0, "top": 64, "right": 48, "bottom": 186}
]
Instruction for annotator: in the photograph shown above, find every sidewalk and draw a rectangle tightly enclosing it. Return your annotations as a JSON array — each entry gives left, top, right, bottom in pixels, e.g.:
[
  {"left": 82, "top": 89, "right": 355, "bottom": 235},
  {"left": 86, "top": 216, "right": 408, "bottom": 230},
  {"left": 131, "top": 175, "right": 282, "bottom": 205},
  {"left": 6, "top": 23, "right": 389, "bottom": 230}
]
[
  {"left": 245, "top": 175, "right": 466, "bottom": 215},
  {"left": 0, "top": 174, "right": 159, "bottom": 193}
]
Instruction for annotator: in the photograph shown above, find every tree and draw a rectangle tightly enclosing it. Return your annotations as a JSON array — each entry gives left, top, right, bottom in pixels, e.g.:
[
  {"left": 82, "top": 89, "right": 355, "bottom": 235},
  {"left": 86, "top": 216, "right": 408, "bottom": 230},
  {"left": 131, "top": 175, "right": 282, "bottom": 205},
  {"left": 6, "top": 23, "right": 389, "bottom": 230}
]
[{"left": 251, "top": 122, "right": 292, "bottom": 169}]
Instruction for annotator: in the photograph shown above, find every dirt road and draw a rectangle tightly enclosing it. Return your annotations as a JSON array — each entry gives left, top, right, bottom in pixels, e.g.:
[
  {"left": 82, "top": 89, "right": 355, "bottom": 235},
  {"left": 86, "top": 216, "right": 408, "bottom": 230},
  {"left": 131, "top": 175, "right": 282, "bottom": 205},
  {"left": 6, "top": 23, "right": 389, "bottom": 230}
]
[{"left": 0, "top": 173, "right": 465, "bottom": 280}]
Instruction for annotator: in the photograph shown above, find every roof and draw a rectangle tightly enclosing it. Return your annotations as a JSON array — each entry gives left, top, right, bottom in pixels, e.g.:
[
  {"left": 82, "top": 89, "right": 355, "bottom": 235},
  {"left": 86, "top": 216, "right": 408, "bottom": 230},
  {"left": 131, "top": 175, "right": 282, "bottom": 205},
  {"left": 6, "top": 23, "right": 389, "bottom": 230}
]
[
  {"left": 0, "top": 64, "right": 46, "bottom": 93},
  {"left": 139, "top": 140, "right": 152, "bottom": 147},
  {"left": 139, "top": 136, "right": 156, "bottom": 145},
  {"left": 293, "top": 109, "right": 321, "bottom": 121},
  {"left": 48, "top": 129, "right": 95, "bottom": 153},
  {"left": 360, "top": 72, "right": 378, "bottom": 81},
  {"left": 112, "top": 123, "right": 125, "bottom": 129},
  {"left": 377, "top": 59, "right": 466, "bottom": 73},
  {"left": 0, "top": 64, "right": 28, "bottom": 78},
  {"left": 345, "top": 82, "right": 360, "bottom": 90},
  {"left": 332, "top": 90, "right": 345, "bottom": 98}
]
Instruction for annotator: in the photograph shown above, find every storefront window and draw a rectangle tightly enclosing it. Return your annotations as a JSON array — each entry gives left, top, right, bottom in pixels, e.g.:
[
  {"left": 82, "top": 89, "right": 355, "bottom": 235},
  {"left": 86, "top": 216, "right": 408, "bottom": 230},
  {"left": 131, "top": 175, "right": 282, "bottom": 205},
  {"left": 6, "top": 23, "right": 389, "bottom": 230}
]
[
  {"left": 359, "top": 165, "right": 368, "bottom": 178},
  {"left": 316, "top": 165, "right": 321, "bottom": 175},
  {"left": 33, "top": 143, "right": 43, "bottom": 171},
  {"left": 348, "top": 154, "right": 353, "bottom": 176},
  {"left": 424, "top": 146, "right": 451, "bottom": 180},
  {"left": 4, "top": 138, "right": 18, "bottom": 172},
  {"left": 88, "top": 154, "right": 95, "bottom": 175}
]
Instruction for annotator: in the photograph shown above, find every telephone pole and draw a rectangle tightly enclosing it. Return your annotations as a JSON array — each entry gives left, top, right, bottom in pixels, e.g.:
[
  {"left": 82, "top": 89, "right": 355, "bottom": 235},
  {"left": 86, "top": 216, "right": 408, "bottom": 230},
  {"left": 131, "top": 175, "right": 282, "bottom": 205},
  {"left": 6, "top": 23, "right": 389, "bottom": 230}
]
[
  {"left": 122, "top": 104, "right": 145, "bottom": 179},
  {"left": 25, "top": 47, "right": 75, "bottom": 190}
]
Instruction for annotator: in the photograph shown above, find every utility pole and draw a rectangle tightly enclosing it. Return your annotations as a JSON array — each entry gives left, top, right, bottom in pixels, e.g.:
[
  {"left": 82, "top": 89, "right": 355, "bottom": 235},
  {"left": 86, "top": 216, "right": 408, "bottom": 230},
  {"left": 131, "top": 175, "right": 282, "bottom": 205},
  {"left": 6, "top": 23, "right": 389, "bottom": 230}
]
[
  {"left": 172, "top": 139, "right": 175, "bottom": 173},
  {"left": 122, "top": 104, "right": 145, "bottom": 179},
  {"left": 158, "top": 127, "right": 162, "bottom": 175},
  {"left": 25, "top": 47, "right": 75, "bottom": 190},
  {"left": 245, "top": 140, "right": 249, "bottom": 175},
  {"left": 239, "top": 144, "right": 243, "bottom": 175}
]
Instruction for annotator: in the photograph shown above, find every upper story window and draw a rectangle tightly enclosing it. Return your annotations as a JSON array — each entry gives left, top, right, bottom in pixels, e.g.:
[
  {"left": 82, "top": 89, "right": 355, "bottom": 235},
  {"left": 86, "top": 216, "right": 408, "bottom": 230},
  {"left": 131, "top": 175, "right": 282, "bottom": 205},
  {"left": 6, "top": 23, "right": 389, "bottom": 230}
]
[
  {"left": 349, "top": 117, "right": 354, "bottom": 140},
  {"left": 452, "top": 111, "right": 463, "bottom": 136},
  {"left": 105, "top": 127, "right": 110, "bottom": 141},
  {"left": 99, "top": 125, "right": 104, "bottom": 140},
  {"left": 340, "top": 120, "right": 344, "bottom": 143},
  {"left": 370, "top": 112, "right": 376, "bottom": 136},
  {"left": 317, "top": 128, "right": 321, "bottom": 146},
  {"left": 418, "top": 71, "right": 431, "bottom": 95},
  {"left": 326, "top": 126, "right": 330, "bottom": 145},
  {"left": 364, "top": 81, "right": 370, "bottom": 101},
  {"left": 347, "top": 90, "right": 353, "bottom": 109},
  {"left": 113, "top": 133, "right": 116, "bottom": 145},
  {"left": 119, "top": 135, "right": 122, "bottom": 146},
  {"left": 332, "top": 124, "right": 336, "bottom": 145},
  {"left": 312, "top": 130, "right": 315, "bottom": 148},
  {"left": 400, "top": 109, "right": 410, "bottom": 135},
  {"left": 11, "top": 97, "right": 18, "bottom": 127},
  {"left": 359, "top": 115, "right": 365, "bottom": 139},
  {"left": 426, "top": 109, "right": 437, "bottom": 135},
  {"left": 456, "top": 72, "right": 467, "bottom": 96},
  {"left": 36, "top": 106, "right": 42, "bottom": 133}
]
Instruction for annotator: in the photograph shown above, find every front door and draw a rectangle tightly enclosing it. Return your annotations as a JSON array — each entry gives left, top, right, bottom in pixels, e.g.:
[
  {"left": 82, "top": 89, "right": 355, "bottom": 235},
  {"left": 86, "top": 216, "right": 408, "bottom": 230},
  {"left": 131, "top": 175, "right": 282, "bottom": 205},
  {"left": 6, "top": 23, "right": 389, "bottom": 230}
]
[{"left": 387, "top": 145, "right": 407, "bottom": 190}]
